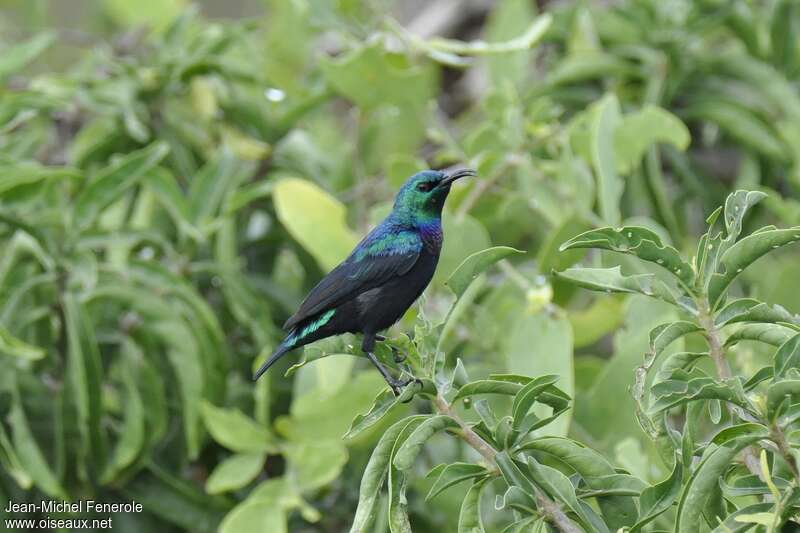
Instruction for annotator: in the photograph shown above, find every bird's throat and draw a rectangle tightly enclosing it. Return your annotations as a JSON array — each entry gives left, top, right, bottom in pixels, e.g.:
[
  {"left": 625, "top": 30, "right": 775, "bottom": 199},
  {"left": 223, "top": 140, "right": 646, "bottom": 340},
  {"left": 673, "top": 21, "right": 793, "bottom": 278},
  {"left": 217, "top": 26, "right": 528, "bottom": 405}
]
[{"left": 418, "top": 219, "right": 443, "bottom": 252}]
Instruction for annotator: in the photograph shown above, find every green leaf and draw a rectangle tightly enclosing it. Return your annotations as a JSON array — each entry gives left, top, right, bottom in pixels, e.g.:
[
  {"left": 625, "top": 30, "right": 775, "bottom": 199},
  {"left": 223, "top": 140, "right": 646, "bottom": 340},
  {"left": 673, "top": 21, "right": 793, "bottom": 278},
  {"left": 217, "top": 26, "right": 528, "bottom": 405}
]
[
  {"left": 767, "top": 379, "right": 800, "bottom": 417},
  {"left": 484, "top": 0, "right": 537, "bottom": 86},
  {"left": 286, "top": 440, "right": 348, "bottom": 492},
  {"left": 554, "top": 266, "right": 680, "bottom": 307},
  {"left": 273, "top": 177, "right": 359, "bottom": 271},
  {"left": 0, "top": 161, "right": 80, "bottom": 197},
  {"left": 711, "top": 504, "right": 774, "bottom": 533},
  {"left": 720, "top": 475, "right": 789, "bottom": 497},
  {"left": 560, "top": 226, "right": 694, "bottom": 287},
  {"left": 648, "top": 322, "right": 702, "bottom": 361},
  {"left": 511, "top": 374, "right": 560, "bottom": 429},
  {"left": 723, "top": 190, "right": 768, "bottom": 241},
  {"left": 772, "top": 0, "right": 798, "bottom": 70},
  {"left": 458, "top": 479, "right": 488, "bottom": 533},
  {"left": 425, "top": 463, "right": 489, "bottom": 501},
  {"left": 526, "top": 456, "right": 593, "bottom": 530},
  {"left": 675, "top": 435, "right": 764, "bottom": 533},
  {"left": 8, "top": 389, "right": 67, "bottom": 499},
  {"left": 101, "top": 366, "right": 145, "bottom": 484},
  {"left": 629, "top": 457, "right": 682, "bottom": 532},
  {"left": 516, "top": 437, "right": 638, "bottom": 529},
  {"left": 711, "top": 423, "right": 770, "bottom": 446},
  {"left": 145, "top": 167, "right": 201, "bottom": 240},
  {"left": 684, "top": 101, "right": 788, "bottom": 160},
  {"left": 218, "top": 500, "right": 287, "bottom": 533},
  {"left": 187, "top": 152, "right": 248, "bottom": 227},
  {"left": 351, "top": 416, "right": 426, "bottom": 533},
  {"left": 320, "top": 43, "right": 436, "bottom": 110},
  {"left": 715, "top": 298, "right": 798, "bottom": 327},
  {"left": 649, "top": 373, "right": 749, "bottom": 414},
  {"left": 453, "top": 380, "right": 523, "bottom": 401},
  {"left": 445, "top": 246, "right": 524, "bottom": 298},
  {"left": 775, "top": 334, "right": 800, "bottom": 378},
  {"left": 725, "top": 323, "right": 798, "bottom": 347},
  {"left": 614, "top": 106, "right": 690, "bottom": 175},
  {"left": 428, "top": 13, "right": 552, "bottom": 57},
  {"left": 64, "top": 293, "right": 107, "bottom": 474},
  {"left": 0, "top": 31, "right": 55, "bottom": 81},
  {"left": 200, "top": 401, "right": 276, "bottom": 454},
  {"left": 568, "top": 296, "right": 625, "bottom": 348},
  {"left": 205, "top": 453, "right": 266, "bottom": 495},
  {"left": 591, "top": 93, "right": 623, "bottom": 225},
  {"left": 345, "top": 388, "right": 404, "bottom": 440},
  {"left": 103, "top": 0, "right": 185, "bottom": 30},
  {"left": 0, "top": 325, "right": 45, "bottom": 360},
  {"left": 708, "top": 227, "right": 800, "bottom": 307},
  {"left": 655, "top": 352, "right": 707, "bottom": 381},
  {"left": 393, "top": 416, "right": 459, "bottom": 471},
  {"left": 73, "top": 142, "right": 170, "bottom": 230},
  {"left": 506, "top": 312, "right": 573, "bottom": 436}
]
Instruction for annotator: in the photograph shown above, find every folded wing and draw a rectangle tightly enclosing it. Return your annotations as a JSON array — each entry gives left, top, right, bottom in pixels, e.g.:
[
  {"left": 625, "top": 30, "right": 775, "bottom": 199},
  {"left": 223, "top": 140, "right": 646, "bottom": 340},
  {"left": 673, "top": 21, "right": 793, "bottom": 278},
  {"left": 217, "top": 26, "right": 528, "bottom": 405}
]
[{"left": 283, "top": 230, "right": 422, "bottom": 330}]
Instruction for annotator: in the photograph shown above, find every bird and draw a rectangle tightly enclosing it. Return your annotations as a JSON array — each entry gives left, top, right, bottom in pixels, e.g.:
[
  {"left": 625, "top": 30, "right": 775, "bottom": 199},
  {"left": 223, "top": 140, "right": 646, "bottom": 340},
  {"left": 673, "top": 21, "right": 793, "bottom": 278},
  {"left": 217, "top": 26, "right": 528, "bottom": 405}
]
[{"left": 253, "top": 168, "right": 476, "bottom": 394}]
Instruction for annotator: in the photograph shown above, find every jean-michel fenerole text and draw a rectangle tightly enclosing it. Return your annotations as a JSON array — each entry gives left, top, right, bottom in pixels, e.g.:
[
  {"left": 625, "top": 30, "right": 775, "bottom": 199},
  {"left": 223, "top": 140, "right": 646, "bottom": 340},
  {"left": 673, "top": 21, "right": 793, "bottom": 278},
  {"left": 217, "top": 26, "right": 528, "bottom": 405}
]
[{"left": 5, "top": 500, "right": 143, "bottom": 514}]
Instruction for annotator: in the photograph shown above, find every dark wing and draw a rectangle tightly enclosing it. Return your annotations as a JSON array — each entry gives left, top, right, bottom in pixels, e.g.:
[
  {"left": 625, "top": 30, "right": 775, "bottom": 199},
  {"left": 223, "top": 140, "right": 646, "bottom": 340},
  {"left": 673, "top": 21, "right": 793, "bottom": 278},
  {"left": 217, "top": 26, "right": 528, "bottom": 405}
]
[{"left": 283, "top": 230, "right": 422, "bottom": 330}]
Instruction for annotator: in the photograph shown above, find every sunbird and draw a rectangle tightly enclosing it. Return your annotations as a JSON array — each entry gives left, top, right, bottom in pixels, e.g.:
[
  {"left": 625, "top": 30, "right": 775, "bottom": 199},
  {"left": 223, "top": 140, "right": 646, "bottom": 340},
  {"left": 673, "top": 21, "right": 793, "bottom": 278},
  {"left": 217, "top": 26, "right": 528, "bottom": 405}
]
[{"left": 253, "top": 168, "right": 476, "bottom": 394}]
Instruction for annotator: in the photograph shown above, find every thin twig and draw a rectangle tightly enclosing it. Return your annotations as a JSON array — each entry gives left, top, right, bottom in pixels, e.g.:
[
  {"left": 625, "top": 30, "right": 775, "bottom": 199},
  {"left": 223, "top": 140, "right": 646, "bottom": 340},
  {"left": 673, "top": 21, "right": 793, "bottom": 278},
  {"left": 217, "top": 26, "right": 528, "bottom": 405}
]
[{"left": 432, "top": 393, "right": 581, "bottom": 533}]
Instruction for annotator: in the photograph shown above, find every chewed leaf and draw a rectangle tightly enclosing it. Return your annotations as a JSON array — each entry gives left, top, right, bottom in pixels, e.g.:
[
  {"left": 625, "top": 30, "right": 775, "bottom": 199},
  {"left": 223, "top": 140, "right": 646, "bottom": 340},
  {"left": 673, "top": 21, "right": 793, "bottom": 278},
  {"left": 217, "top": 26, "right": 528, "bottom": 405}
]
[
  {"left": 560, "top": 226, "right": 694, "bottom": 287},
  {"left": 708, "top": 227, "right": 800, "bottom": 308},
  {"left": 723, "top": 190, "right": 767, "bottom": 240},
  {"left": 445, "top": 246, "right": 524, "bottom": 298},
  {"left": 553, "top": 266, "right": 681, "bottom": 308},
  {"left": 648, "top": 322, "right": 702, "bottom": 360},
  {"left": 649, "top": 373, "right": 750, "bottom": 415}
]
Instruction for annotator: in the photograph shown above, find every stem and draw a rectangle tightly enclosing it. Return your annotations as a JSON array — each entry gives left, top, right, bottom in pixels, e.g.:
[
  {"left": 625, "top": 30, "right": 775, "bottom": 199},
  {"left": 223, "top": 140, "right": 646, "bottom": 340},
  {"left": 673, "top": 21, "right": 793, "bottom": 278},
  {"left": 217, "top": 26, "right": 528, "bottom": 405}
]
[
  {"left": 771, "top": 424, "right": 800, "bottom": 482},
  {"left": 433, "top": 393, "right": 581, "bottom": 533},
  {"left": 433, "top": 393, "right": 496, "bottom": 464},
  {"left": 698, "top": 302, "right": 763, "bottom": 478}
]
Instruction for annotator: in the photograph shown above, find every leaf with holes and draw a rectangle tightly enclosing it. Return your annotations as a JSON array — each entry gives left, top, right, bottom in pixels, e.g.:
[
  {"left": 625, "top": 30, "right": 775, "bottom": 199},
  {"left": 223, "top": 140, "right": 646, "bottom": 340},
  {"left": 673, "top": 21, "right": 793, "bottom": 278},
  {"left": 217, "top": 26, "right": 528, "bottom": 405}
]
[
  {"left": 708, "top": 227, "right": 800, "bottom": 308},
  {"left": 560, "top": 226, "right": 693, "bottom": 287}
]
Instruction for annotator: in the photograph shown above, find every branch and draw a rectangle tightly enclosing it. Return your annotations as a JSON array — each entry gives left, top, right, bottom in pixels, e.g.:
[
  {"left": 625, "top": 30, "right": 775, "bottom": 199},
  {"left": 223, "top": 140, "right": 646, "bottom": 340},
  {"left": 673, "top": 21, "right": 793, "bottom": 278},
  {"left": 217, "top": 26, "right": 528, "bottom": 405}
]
[
  {"left": 698, "top": 305, "right": 763, "bottom": 478},
  {"left": 433, "top": 393, "right": 581, "bottom": 533}
]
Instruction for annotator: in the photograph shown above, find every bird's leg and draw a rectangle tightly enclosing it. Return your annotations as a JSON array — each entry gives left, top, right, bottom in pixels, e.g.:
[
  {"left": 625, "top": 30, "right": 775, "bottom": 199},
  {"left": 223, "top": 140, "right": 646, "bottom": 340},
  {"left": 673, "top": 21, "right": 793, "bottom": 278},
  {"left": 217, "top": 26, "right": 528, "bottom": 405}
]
[
  {"left": 363, "top": 334, "right": 413, "bottom": 396},
  {"left": 374, "top": 333, "right": 407, "bottom": 363}
]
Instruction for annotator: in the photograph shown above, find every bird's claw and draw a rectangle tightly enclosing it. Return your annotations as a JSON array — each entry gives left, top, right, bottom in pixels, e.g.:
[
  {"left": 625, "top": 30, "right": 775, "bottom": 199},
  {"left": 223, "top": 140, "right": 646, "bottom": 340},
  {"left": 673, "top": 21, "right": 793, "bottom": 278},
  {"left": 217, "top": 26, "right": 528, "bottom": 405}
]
[
  {"left": 392, "top": 349, "right": 407, "bottom": 364},
  {"left": 389, "top": 376, "right": 423, "bottom": 402}
]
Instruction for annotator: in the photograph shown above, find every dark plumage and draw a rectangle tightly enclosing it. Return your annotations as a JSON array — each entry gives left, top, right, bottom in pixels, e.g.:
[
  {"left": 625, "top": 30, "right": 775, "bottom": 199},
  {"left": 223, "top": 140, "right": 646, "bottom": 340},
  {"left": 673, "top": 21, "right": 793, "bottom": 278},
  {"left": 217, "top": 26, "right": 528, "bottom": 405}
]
[{"left": 253, "top": 168, "right": 476, "bottom": 394}]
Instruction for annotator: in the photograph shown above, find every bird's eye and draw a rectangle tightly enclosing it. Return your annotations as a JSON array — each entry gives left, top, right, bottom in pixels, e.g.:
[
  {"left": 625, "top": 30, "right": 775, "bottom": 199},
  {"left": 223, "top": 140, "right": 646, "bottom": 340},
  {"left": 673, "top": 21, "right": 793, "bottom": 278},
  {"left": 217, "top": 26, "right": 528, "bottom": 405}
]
[{"left": 416, "top": 182, "right": 434, "bottom": 192}]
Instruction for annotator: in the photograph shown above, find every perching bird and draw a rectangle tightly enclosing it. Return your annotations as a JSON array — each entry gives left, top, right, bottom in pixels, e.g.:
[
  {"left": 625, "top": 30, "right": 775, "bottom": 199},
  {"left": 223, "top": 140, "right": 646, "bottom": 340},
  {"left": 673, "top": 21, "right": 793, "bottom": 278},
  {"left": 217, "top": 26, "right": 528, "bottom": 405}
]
[{"left": 253, "top": 168, "right": 476, "bottom": 394}]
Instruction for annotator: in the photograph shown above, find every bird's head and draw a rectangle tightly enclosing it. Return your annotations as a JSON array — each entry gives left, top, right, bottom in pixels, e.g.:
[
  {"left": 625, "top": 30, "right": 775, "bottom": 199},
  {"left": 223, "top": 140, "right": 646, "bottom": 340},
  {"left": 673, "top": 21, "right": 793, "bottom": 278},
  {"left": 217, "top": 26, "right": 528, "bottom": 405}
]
[{"left": 392, "top": 169, "right": 476, "bottom": 222}]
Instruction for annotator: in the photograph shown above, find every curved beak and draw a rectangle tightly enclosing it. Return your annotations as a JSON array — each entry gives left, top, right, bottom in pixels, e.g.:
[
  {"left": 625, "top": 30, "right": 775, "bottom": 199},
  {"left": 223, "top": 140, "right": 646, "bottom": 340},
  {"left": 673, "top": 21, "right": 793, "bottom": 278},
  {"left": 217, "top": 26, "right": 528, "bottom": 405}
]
[{"left": 438, "top": 168, "right": 477, "bottom": 188}]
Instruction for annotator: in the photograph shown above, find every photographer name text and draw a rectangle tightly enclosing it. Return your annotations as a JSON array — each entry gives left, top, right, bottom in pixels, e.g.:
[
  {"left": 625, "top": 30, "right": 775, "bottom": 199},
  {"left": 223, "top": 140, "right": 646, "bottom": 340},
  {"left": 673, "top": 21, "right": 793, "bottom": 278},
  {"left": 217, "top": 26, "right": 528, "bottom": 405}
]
[{"left": 5, "top": 500, "right": 142, "bottom": 514}]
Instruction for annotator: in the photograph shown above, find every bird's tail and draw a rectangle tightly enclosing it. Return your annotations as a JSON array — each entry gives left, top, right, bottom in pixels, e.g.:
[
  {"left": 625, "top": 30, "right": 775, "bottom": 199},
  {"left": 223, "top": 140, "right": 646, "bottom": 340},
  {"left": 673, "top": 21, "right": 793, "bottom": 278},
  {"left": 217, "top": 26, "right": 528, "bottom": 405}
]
[{"left": 252, "top": 309, "right": 337, "bottom": 381}]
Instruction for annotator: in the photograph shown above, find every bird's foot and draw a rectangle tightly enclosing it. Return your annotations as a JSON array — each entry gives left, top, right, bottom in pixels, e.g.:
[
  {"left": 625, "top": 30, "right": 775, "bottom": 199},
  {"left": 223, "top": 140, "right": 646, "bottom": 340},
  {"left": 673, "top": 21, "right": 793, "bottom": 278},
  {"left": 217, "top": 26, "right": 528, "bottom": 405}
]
[
  {"left": 388, "top": 376, "right": 423, "bottom": 402},
  {"left": 375, "top": 334, "right": 406, "bottom": 363}
]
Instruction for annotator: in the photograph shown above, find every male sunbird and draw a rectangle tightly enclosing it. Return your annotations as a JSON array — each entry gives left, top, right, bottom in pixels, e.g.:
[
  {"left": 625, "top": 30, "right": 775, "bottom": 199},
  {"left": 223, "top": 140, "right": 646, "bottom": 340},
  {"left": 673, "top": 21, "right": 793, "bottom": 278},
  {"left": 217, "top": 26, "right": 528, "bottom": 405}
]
[{"left": 253, "top": 168, "right": 476, "bottom": 394}]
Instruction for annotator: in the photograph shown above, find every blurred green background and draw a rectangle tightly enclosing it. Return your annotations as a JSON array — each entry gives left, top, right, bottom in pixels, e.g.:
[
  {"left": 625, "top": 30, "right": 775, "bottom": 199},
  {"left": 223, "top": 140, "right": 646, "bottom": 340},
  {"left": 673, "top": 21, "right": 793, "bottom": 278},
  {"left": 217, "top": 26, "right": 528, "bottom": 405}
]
[{"left": 2, "top": 0, "right": 800, "bottom": 531}]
